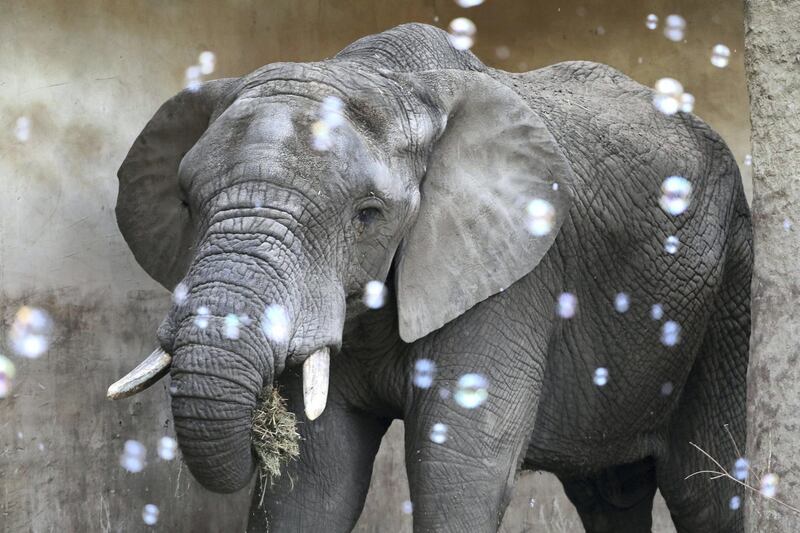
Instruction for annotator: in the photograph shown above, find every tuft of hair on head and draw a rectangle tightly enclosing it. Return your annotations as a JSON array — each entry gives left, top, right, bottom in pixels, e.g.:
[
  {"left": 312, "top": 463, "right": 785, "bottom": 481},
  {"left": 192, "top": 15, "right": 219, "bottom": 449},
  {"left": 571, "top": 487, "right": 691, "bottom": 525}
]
[{"left": 251, "top": 387, "right": 301, "bottom": 497}]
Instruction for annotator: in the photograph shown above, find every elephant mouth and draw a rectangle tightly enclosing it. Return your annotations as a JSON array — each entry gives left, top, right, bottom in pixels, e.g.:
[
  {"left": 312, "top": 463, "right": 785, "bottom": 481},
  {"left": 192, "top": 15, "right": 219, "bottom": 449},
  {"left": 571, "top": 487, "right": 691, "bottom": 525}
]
[{"left": 106, "top": 345, "right": 332, "bottom": 421}]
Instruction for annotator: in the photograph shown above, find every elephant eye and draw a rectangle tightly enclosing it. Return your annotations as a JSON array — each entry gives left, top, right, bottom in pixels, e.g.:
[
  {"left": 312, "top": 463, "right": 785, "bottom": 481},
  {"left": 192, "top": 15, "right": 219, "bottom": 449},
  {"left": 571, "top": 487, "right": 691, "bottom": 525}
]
[{"left": 357, "top": 207, "right": 382, "bottom": 225}]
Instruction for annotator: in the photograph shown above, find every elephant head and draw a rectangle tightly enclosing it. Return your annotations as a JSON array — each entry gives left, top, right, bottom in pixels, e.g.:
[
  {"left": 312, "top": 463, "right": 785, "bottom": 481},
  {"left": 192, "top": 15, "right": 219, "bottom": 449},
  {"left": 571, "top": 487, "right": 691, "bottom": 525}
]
[{"left": 108, "top": 46, "right": 575, "bottom": 494}]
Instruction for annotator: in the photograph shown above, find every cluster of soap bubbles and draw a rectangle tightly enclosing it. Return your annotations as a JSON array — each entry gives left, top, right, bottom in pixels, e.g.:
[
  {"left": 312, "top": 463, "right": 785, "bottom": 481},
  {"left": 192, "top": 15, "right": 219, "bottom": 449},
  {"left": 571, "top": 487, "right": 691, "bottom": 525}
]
[
  {"left": 653, "top": 78, "right": 694, "bottom": 115},
  {"left": 593, "top": 367, "right": 609, "bottom": 387},
  {"left": 311, "top": 95, "right": 345, "bottom": 151},
  {"left": 664, "top": 235, "right": 680, "bottom": 255},
  {"left": 447, "top": 17, "right": 477, "bottom": 50},
  {"left": 185, "top": 51, "right": 216, "bottom": 91},
  {"left": 10, "top": 306, "right": 53, "bottom": 359},
  {"left": 261, "top": 304, "right": 290, "bottom": 343},
  {"left": 663, "top": 14, "right": 686, "bottom": 42},
  {"left": 454, "top": 373, "right": 488, "bottom": 409},
  {"left": 413, "top": 359, "right": 436, "bottom": 388},
  {"left": 659, "top": 176, "right": 692, "bottom": 215},
  {"left": 614, "top": 293, "right": 630, "bottom": 313},
  {"left": 363, "top": 280, "right": 388, "bottom": 309},
  {"left": 14, "top": 116, "right": 31, "bottom": 142},
  {"left": 429, "top": 423, "right": 448, "bottom": 444},
  {"left": 761, "top": 473, "right": 779, "bottom": 498},
  {"left": 645, "top": 14, "right": 658, "bottom": 30},
  {"left": 142, "top": 504, "right": 160, "bottom": 526},
  {"left": 711, "top": 44, "right": 731, "bottom": 68},
  {"left": 556, "top": 292, "right": 577, "bottom": 319},
  {"left": 525, "top": 198, "right": 556, "bottom": 237}
]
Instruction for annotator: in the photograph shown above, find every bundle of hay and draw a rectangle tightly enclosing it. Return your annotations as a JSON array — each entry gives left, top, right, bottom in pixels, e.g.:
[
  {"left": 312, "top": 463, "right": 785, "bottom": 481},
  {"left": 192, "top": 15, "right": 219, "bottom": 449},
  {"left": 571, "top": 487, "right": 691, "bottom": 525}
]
[{"left": 251, "top": 388, "right": 300, "bottom": 490}]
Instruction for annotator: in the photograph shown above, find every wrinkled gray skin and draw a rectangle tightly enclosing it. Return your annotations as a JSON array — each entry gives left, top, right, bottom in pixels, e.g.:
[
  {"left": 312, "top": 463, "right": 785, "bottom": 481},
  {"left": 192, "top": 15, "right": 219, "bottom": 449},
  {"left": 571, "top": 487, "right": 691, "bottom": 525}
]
[{"left": 116, "top": 24, "right": 752, "bottom": 533}]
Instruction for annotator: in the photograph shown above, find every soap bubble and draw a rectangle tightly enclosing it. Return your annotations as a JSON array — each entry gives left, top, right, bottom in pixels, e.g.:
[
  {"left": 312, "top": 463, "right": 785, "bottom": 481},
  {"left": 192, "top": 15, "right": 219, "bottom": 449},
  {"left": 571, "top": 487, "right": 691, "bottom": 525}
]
[
  {"left": 438, "top": 387, "right": 451, "bottom": 399},
  {"left": 429, "top": 423, "right": 448, "bottom": 444},
  {"left": 261, "top": 304, "right": 290, "bottom": 343},
  {"left": 760, "top": 473, "right": 779, "bottom": 498},
  {"left": 401, "top": 500, "right": 413, "bottom": 514},
  {"left": 9, "top": 306, "right": 52, "bottom": 359},
  {"left": 120, "top": 440, "right": 146, "bottom": 473},
  {"left": 744, "top": 154, "right": 752, "bottom": 166},
  {"left": 320, "top": 96, "right": 345, "bottom": 129},
  {"left": 663, "top": 14, "right": 686, "bottom": 42},
  {"left": 454, "top": 373, "right": 488, "bottom": 409},
  {"left": 556, "top": 292, "right": 577, "bottom": 319},
  {"left": 198, "top": 51, "right": 216, "bottom": 75},
  {"left": 157, "top": 436, "right": 178, "bottom": 461},
  {"left": 193, "top": 306, "right": 210, "bottom": 330},
  {"left": 552, "top": 182, "right": 559, "bottom": 191},
  {"left": 311, "top": 120, "right": 333, "bottom": 151},
  {"left": 660, "top": 382, "right": 673, "bottom": 396},
  {"left": 729, "top": 496, "right": 741, "bottom": 510},
  {"left": 664, "top": 235, "right": 680, "bottom": 254},
  {"left": 659, "top": 176, "right": 692, "bottom": 215},
  {"left": 653, "top": 78, "right": 684, "bottom": 115},
  {"left": 14, "top": 116, "right": 31, "bottom": 142},
  {"left": 223, "top": 314, "right": 240, "bottom": 340},
  {"left": 614, "top": 293, "right": 630, "bottom": 313},
  {"left": 651, "top": 304, "right": 664, "bottom": 320},
  {"left": 783, "top": 219, "right": 792, "bottom": 232},
  {"left": 142, "top": 504, "right": 159, "bottom": 526},
  {"left": 661, "top": 320, "right": 681, "bottom": 346},
  {"left": 733, "top": 457, "right": 749, "bottom": 480},
  {"left": 0, "top": 355, "right": 17, "bottom": 399},
  {"left": 185, "top": 65, "right": 202, "bottom": 92},
  {"left": 172, "top": 282, "right": 189, "bottom": 305},
  {"left": 448, "top": 17, "right": 476, "bottom": 51},
  {"left": 455, "top": 0, "right": 484, "bottom": 6},
  {"left": 680, "top": 92, "right": 695, "bottom": 113},
  {"left": 529, "top": 498, "right": 536, "bottom": 508},
  {"left": 711, "top": 44, "right": 731, "bottom": 68},
  {"left": 525, "top": 198, "right": 556, "bottom": 236},
  {"left": 413, "top": 359, "right": 436, "bottom": 389},
  {"left": 495, "top": 46, "right": 510, "bottom": 60},
  {"left": 363, "top": 281, "right": 388, "bottom": 309},
  {"left": 593, "top": 367, "right": 609, "bottom": 386},
  {"left": 645, "top": 14, "right": 658, "bottom": 30}
]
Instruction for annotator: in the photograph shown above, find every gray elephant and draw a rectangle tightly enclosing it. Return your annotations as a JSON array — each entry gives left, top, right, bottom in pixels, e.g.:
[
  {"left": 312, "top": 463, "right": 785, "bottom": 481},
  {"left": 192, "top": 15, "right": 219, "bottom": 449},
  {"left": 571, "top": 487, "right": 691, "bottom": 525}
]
[{"left": 108, "top": 23, "right": 752, "bottom": 533}]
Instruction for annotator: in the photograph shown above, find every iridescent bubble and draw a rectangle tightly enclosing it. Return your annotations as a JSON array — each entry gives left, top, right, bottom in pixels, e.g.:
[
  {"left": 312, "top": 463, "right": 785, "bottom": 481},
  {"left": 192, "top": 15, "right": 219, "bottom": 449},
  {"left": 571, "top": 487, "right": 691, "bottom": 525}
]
[
  {"left": 660, "top": 382, "right": 673, "bottom": 396},
  {"left": 429, "top": 423, "right": 448, "bottom": 444},
  {"left": 261, "top": 304, "right": 290, "bottom": 343},
  {"left": 710, "top": 44, "right": 731, "bottom": 68},
  {"left": 142, "top": 504, "right": 159, "bottom": 526},
  {"left": 783, "top": 219, "right": 792, "bottom": 232},
  {"left": 120, "top": 440, "right": 146, "bottom": 473},
  {"left": 172, "top": 282, "right": 189, "bottom": 305},
  {"left": 454, "top": 373, "right": 488, "bottom": 409},
  {"left": 653, "top": 78, "right": 684, "bottom": 115},
  {"left": 760, "top": 473, "right": 779, "bottom": 498},
  {"left": 401, "top": 500, "right": 413, "bottom": 514},
  {"left": 614, "top": 292, "right": 630, "bottom": 313},
  {"left": 651, "top": 304, "right": 664, "bottom": 320},
  {"left": 733, "top": 457, "right": 749, "bottom": 480},
  {"left": 645, "top": 14, "right": 658, "bottom": 30},
  {"left": 224, "top": 313, "right": 240, "bottom": 340},
  {"left": 593, "top": 367, "right": 609, "bottom": 386},
  {"left": 663, "top": 14, "right": 686, "bottom": 42},
  {"left": 157, "top": 436, "right": 178, "bottom": 461},
  {"left": 438, "top": 387, "right": 451, "bottom": 399},
  {"left": 664, "top": 235, "right": 680, "bottom": 254},
  {"left": 320, "top": 96, "right": 345, "bottom": 129},
  {"left": 9, "top": 306, "right": 52, "bottom": 359},
  {"left": 529, "top": 498, "right": 536, "bottom": 508},
  {"left": 198, "top": 51, "right": 216, "bottom": 75},
  {"left": 729, "top": 495, "right": 741, "bottom": 510},
  {"left": 556, "top": 292, "right": 577, "bottom": 319},
  {"left": 552, "top": 182, "right": 559, "bottom": 191},
  {"left": 185, "top": 65, "right": 202, "bottom": 92},
  {"left": 14, "top": 116, "right": 31, "bottom": 142},
  {"left": 680, "top": 92, "right": 695, "bottom": 113},
  {"left": 193, "top": 306, "right": 210, "bottom": 330},
  {"left": 363, "top": 281, "right": 388, "bottom": 309},
  {"left": 239, "top": 314, "right": 253, "bottom": 327},
  {"left": 311, "top": 120, "right": 333, "bottom": 151},
  {"left": 525, "top": 198, "right": 556, "bottom": 237},
  {"left": 455, "top": 0, "right": 484, "bottom": 7},
  {"left": 495, "top": 46, "right": 510, "bottom": 60},
  {"left": 659, "top": 176, "right": 692, "bottom": 215},
  {"left": 744, "top": 154, "right": 752, "bottom": 166},
  {"left": 413, "top": 359, "right": 436, "bottom": 389},
  {"left": 448, "top": 17, "right": 476, "bottom": 51},
  {"left": 0, "top": 354, "right": 17, "bottom": 399},
  {"left": 661, "top": 320, "right": 681, "bottom": 346}
]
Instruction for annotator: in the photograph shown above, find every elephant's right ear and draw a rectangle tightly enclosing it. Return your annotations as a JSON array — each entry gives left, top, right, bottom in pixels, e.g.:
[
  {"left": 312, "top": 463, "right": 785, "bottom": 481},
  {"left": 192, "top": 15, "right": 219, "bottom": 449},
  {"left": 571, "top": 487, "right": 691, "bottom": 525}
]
[{"left": 116, "top": 78, "right": 239, "bottom": 290}]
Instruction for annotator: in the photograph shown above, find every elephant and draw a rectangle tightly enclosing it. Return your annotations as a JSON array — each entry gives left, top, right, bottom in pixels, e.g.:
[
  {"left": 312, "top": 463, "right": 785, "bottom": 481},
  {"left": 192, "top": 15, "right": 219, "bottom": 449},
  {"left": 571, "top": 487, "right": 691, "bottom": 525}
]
[{"left": 108, "top": 23, "right": 752, "bottom": 533}]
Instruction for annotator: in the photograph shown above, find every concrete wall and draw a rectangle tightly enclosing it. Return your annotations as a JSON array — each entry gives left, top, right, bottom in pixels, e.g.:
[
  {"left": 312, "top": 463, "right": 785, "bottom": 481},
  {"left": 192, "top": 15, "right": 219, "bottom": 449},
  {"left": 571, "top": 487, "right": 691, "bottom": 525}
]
[{"left": 0, "top": 1, "right": 748, "bottom": 532}]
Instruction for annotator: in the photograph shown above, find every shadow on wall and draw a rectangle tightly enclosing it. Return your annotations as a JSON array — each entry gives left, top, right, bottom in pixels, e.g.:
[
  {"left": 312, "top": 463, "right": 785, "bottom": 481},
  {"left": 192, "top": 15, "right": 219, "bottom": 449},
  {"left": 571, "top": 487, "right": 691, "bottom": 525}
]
[{"left": 0, "top": 0, "right": 746, "bottom": 531}]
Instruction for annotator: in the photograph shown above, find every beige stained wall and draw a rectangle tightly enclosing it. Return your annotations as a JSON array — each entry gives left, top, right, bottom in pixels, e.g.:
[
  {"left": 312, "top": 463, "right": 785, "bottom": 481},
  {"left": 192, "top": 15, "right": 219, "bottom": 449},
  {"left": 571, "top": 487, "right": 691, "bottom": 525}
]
[{"left": 0, "top": 1, "right": 747, "bottom": 532}]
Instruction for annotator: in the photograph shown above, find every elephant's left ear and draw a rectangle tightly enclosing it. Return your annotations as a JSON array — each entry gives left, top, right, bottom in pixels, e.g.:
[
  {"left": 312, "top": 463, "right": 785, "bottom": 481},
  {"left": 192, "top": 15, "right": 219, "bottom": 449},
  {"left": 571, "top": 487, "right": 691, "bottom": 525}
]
[{"left": 394, "top": 70, "right": 577, "bottom": 343}]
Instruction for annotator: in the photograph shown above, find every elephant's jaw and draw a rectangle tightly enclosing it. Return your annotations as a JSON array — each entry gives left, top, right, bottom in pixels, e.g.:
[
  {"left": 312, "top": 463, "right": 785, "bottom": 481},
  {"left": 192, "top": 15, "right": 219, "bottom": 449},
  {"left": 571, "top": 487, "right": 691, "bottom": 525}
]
[{"left": 106, "top": 346, "right": 331, "bottom": 421}]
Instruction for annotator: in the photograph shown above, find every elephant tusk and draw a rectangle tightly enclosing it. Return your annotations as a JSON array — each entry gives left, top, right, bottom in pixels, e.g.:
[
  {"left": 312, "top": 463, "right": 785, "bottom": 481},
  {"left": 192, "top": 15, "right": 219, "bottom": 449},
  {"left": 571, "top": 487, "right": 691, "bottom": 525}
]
[
  {"left": 302, "top": 347, "right": 330, "bottom": 421},
  {"left": 107, "top": 347, "right": 172, "bottom": 400}
]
